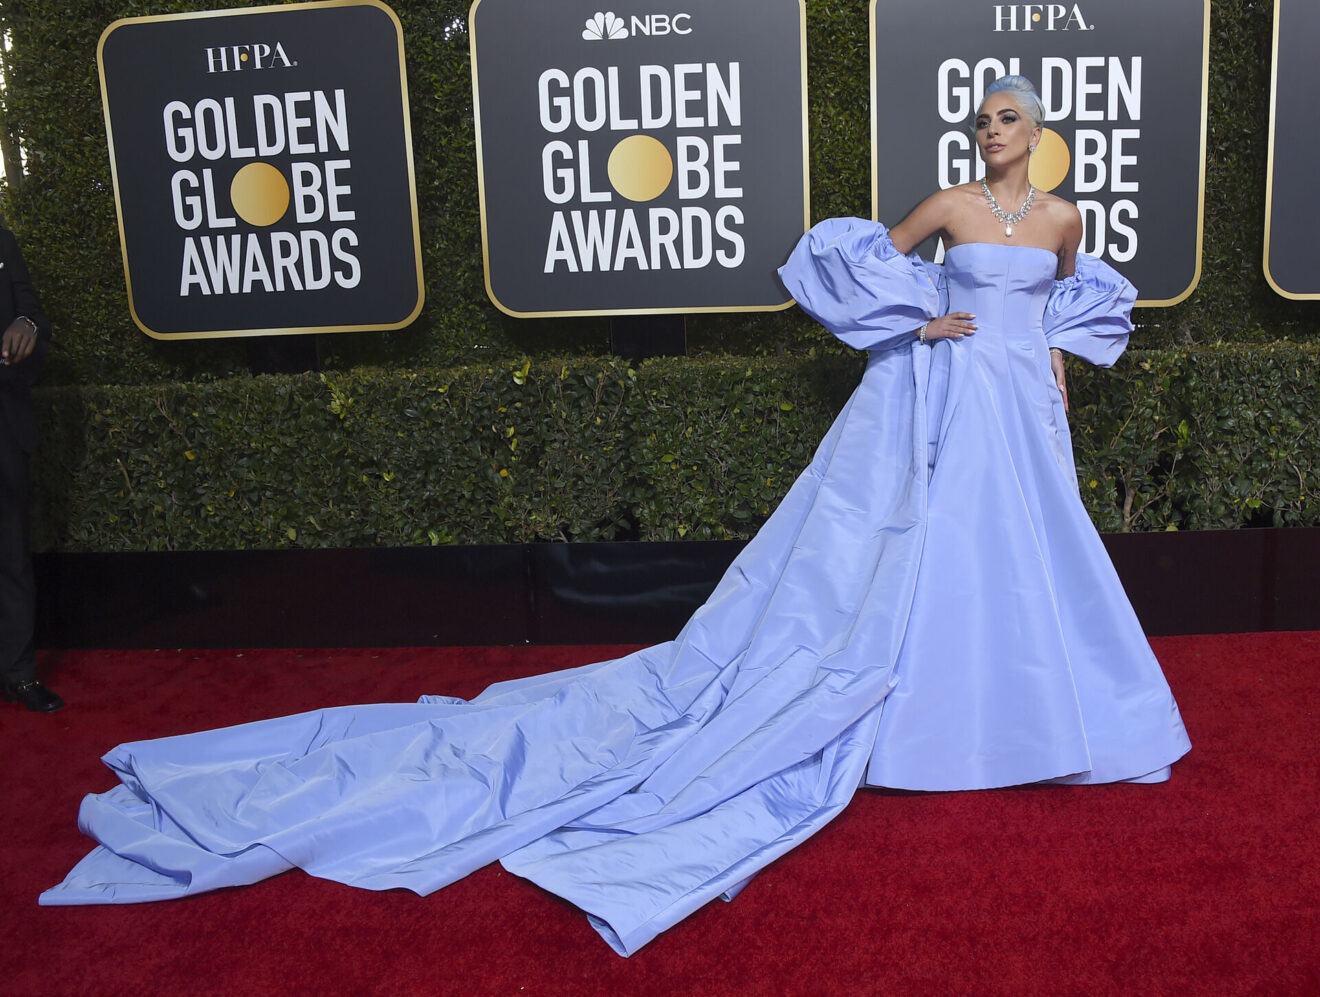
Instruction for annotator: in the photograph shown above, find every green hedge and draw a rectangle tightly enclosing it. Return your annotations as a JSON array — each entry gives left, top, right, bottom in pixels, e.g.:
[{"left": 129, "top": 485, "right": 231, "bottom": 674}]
[
  {"left": 32, "top": 344, "right": 1320, "bottom": 551},
  {"left": 34, "top": 357, "right": 640, "bottom": 550},
  {"left": 1, "top": 0, "right": 1315, "bottom": 387},
  {"left": 1068, "top": 343, "right": 1320, "bottom": 532}
]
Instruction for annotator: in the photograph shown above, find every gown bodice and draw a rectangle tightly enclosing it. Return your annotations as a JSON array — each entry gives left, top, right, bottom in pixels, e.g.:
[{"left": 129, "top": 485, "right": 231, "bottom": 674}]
[{"left": 942, "top": 242, "right": 1056, "bottom": 340}]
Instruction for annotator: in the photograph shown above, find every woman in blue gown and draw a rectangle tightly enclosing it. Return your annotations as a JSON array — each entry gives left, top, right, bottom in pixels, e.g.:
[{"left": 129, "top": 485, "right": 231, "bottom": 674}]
[{"left": 42, "top": 77, "right": 1189, "bottom": 955}]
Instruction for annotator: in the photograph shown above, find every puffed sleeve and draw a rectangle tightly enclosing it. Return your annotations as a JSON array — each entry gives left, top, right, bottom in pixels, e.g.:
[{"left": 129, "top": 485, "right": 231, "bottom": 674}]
[
  {"left": 1043, "top": 253, "right": 1136, "bottom": 368},
  {"left": 778, "top": 218, "right": 941, "bottom": 352}
]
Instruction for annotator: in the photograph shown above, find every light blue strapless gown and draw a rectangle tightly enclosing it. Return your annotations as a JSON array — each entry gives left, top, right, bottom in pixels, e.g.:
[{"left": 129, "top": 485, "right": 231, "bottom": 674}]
[{"left": 41, "top": 221, "right": 1190, "bottom": 956}]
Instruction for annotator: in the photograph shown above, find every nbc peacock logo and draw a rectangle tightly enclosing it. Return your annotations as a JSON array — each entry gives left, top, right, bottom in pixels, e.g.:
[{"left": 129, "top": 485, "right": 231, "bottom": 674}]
[{"left": 583, "top": 11, "right": 628, "bottom": 40}]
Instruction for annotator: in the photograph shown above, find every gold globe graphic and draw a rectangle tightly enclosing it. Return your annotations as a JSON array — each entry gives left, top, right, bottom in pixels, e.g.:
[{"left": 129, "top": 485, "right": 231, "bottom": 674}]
[
  {"left": 1029, "top": 128, "right": 1070, "bottom": 193},
  {"left": 230, "top": 162, "right": 290, "bottom": 226},
  {"left": 608, "top": 135, "right": 673, "bottom": 202}
]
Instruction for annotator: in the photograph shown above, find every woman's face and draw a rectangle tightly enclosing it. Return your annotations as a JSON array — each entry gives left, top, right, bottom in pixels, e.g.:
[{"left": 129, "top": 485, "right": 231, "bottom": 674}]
[{"left": 974, "top": 93, "right": 1041, "bottom": 166}]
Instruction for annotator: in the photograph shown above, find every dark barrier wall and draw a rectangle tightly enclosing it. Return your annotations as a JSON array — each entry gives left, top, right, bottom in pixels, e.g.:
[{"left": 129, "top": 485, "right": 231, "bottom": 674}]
[{"left": 34, "top": 529, "right": 1320, "bottom": 648}]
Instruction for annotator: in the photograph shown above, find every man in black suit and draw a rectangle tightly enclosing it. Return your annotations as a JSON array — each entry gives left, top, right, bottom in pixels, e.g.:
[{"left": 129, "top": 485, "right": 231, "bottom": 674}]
[{"left": 1, "top": 226, "right": 62, "bottom": 712}]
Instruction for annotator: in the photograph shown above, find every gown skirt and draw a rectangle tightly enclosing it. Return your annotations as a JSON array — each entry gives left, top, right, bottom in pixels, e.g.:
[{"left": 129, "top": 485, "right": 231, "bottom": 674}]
[{"left": 41, "top": 220, "right": 1190, "bottom": 956}]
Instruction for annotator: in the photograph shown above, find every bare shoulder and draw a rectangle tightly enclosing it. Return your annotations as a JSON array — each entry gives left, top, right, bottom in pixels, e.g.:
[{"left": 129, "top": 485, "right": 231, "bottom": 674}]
[
  {"left": 891, "top": 186, "right": 972, "bottom": 253},
  {"left": 1034, "top": 192, "right": 1082, "bottom": 227},
  {"left": 911, "top": 185, "right": 975, "bottom": 218},
  {"left": 945, "top": 187, "right": 987, "bottom": 209},
  {"left": 1034, "top": 192, "right": 1083, "bottom": 248}
]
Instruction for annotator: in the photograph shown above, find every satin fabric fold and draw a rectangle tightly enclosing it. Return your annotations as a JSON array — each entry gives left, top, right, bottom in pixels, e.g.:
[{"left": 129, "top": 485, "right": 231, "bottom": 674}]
[
  {"left": 43, "top": 219, "right": 1188, "bottom": 956},
  {"left": 43, "top": 332, "right": 933, "bottom": 955}
]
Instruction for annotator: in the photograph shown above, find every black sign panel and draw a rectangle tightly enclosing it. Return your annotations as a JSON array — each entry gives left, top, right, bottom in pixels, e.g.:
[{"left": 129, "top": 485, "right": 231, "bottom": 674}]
[
  {"left": 871, "top": 0, "right": 1209, "bottom": 306},
  {"left": 470, "top": 0, "right": 808, "bottom": 316},
  {"left": 98, "top": 0, "right": 423, "bottom": 339},
  {"left": 1264, "top": 0, "right": 1320, "bottom": 299}
]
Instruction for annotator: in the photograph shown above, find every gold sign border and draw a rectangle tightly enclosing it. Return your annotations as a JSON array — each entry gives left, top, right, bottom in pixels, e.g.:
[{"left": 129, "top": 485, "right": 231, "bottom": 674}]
[
  {"left": 468, "top": 0, "right": 810, "bottom": 318},
  {"left": 1262, "top": 0, "right": 1318, "bottom": 300},
  {"left": 867, "top": 0, "right": 1212, "bottom": 309},
  {"left": 97, "top": 0, "right": 426, "bottom": 340}
]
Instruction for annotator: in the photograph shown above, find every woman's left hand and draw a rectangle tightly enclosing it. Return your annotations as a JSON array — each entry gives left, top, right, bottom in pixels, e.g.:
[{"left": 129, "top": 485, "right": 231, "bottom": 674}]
[{"left": 1050, "top": 348, "right": 1068, "bottom": 412}]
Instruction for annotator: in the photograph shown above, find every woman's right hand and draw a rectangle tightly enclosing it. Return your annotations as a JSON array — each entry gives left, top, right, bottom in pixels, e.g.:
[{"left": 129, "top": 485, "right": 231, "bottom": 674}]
[{"left": 919, "top": 312, "right": 977, "bottom": 342}]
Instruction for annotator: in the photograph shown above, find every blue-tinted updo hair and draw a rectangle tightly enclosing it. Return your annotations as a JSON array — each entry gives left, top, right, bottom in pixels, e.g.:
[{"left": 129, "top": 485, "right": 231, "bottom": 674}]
[{"left": 979, "top": 75, "right": 1045, "bottom": 128}]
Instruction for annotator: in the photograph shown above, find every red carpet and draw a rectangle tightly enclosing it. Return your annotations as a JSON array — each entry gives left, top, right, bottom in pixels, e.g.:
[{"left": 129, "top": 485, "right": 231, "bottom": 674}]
[{"left": 3, "top": 635, "right": 1318, "bottom": 996}]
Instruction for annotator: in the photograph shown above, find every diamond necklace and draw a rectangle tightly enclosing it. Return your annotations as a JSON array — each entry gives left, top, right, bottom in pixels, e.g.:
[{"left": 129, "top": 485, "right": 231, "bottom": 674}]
[{"left": 981, "top": 178, "right": 1035, "bottom": 237}]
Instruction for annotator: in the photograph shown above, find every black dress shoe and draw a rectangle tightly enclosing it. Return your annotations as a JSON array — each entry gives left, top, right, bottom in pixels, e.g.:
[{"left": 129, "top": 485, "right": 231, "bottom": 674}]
[{"left": 1, "top": 678, "right": 65, "bottom": 712}]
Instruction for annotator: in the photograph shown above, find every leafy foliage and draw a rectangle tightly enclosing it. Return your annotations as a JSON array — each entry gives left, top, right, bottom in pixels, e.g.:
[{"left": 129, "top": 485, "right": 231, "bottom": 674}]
[
  {"left": 33, "top": 357, "right": 640, "bottom": 550},
  {"left": 1068, "top": 342, "right": 1320, "bottom": 532},
  {"left": 31, "top": 345, "right": 1320, "bottom": 551},
  {"left": 628, "top": 354, "right": 859, "bottom": 539}
]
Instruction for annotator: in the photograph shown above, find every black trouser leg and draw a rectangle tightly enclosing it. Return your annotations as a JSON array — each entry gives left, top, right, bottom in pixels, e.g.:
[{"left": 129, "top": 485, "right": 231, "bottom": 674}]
[{"left": 0, "top": 427, "right": 36, "bottom": 686}]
